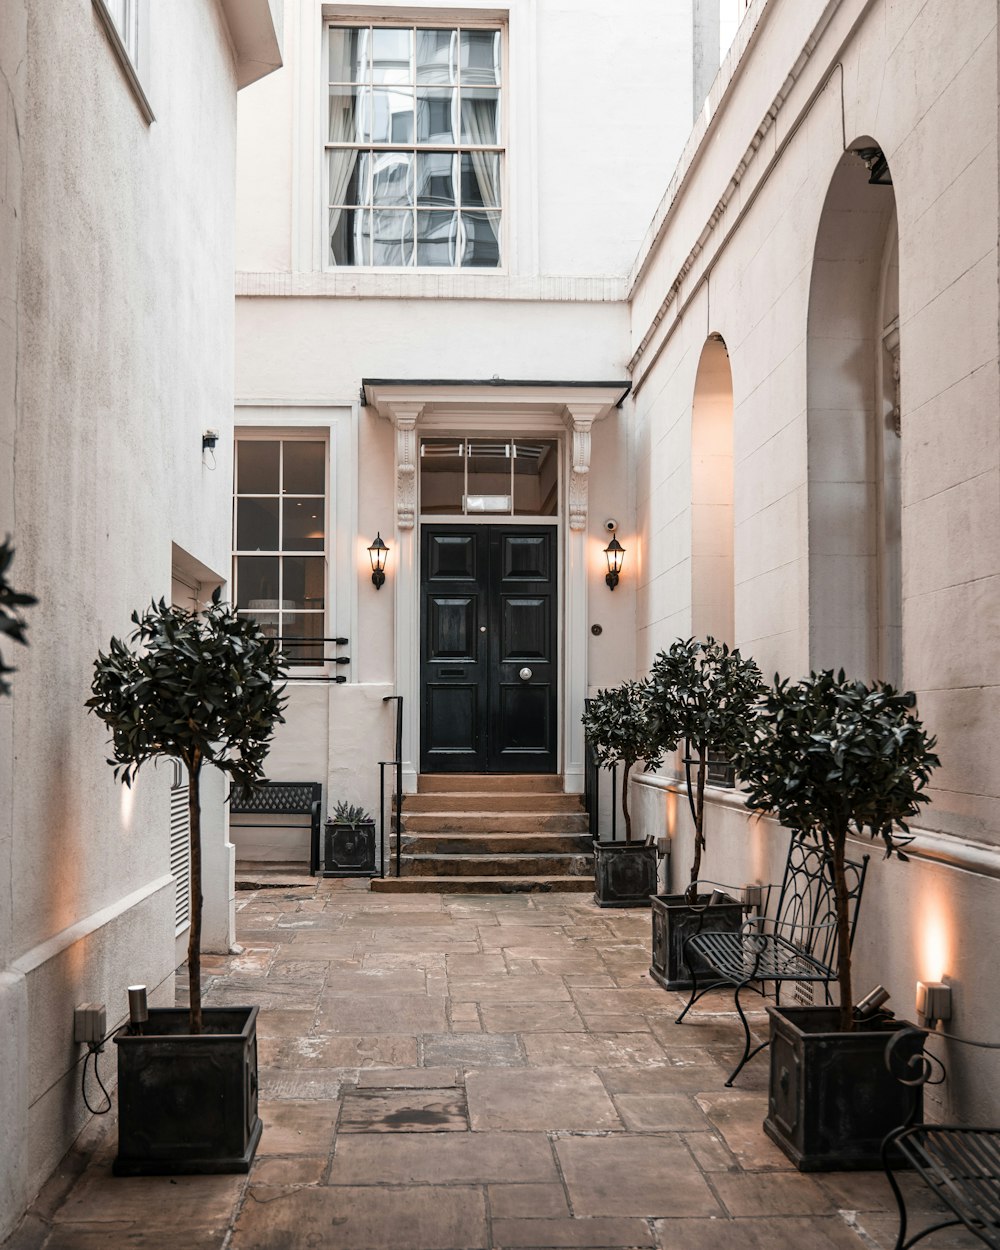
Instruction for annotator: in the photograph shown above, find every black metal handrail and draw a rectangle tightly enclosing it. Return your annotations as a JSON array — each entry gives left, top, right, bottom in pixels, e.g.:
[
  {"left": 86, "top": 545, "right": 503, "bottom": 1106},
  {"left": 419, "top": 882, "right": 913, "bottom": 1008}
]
[
  {"left": 583, "top": 699, "right": 618, "bottom": 841},
  {"left": 273, "top": 635, "right": 350, "bottom": 681},
  {"left": 378, "top": 695, "right": 404, "bottom": 880}
]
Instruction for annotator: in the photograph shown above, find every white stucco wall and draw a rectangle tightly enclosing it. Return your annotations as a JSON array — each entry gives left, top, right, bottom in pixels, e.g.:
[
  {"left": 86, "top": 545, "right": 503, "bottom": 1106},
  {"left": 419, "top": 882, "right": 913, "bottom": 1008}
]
[
  {"left": 629, "top": 0, "right": 1000, "bottom": 1122},
  {"left": 0, "top": 0, "right": 274, "bottom": 1236}
]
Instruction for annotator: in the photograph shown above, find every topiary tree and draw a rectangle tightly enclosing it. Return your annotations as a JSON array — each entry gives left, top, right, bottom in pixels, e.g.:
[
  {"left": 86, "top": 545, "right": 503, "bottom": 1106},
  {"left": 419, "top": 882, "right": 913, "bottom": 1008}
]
[
  {"left": 87, "top": 590, "right": 287, "bottom": 1032},
  {"left": 581, "top": 680, "right": 661, "bottom": 841},
  {"left": 733, "top": 669, "right": 940, "bottom": 1031},
  {"left": 646, "top": 637, "right": 764, "bottom": 898},
  {"left": 0, "top": 537, "right": 37, "bottom": 697}
]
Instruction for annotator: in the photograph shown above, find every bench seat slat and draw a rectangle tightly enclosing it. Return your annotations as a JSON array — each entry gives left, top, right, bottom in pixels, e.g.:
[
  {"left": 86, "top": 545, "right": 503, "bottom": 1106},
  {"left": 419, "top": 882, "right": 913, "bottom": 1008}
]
[
  {"left": 688, "top": 931, "right": 833, "bottom": 984},
  {"left": 896, "top": 1126, "right": 1000, "bottom": 1246}
]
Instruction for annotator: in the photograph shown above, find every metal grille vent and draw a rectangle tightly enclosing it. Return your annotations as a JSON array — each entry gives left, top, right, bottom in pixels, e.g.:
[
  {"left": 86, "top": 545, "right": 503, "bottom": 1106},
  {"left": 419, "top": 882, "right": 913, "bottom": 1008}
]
[{"left": 170, "top": 764, "right": 191, "bottom": 933}]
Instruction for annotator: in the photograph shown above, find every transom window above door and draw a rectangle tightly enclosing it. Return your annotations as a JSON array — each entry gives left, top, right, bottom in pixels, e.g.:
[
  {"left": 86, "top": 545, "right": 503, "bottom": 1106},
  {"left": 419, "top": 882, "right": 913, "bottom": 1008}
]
[
  {"left": 326, "top": 24, "right": 502, "bottom": 268},
  {"left": 420, "top": 439, "right": 558, "bottom": 516}
]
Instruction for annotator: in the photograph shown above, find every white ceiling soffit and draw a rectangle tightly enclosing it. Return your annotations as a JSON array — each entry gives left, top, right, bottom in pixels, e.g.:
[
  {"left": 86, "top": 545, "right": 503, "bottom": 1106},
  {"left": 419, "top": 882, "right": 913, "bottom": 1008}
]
[
  {"left": 361, "top": 380, "right": 631, "bottom": 426},
  {"left": 220, "top": 0, "right": 283, "bottom": 89}
]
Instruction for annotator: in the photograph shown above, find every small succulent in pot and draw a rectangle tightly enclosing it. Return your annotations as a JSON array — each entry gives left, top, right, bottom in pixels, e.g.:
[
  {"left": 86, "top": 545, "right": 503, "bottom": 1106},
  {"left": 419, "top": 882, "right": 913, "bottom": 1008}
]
[
  {"left": 581, "top": 679, "right": 661, "bottom": 841},
  {"left": 332, "top": 801, "right": 374, "bottom": 827}
]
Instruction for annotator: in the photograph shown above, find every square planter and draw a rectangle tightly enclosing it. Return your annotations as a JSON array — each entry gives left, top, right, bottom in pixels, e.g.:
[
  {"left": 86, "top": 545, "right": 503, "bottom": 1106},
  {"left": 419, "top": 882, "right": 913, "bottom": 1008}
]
[
  {"left": 321, "top": 818, "right": 377, "bottom": 877},
  {"left": 649, "top": 892, "right": 745, "bottom": 990},
  {"left": 113, "top": 1006, "right": 261, "bottom": 1176},
  {"left": 763, "top": 1005, "right": 924, "bottom": 1171},
  {"left": 593, "top": 840, "right": 657, "bottom": 908}
]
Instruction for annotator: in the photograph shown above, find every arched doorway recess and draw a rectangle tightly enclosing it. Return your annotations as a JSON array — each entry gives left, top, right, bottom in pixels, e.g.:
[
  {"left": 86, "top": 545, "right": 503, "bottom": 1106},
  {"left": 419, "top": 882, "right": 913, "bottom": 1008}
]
[
  {"left": 807, "top": 142, "right": 901, "bottom": 685},
  {"left": 691, "top": 335, "right": 735, "bottom": 645}
]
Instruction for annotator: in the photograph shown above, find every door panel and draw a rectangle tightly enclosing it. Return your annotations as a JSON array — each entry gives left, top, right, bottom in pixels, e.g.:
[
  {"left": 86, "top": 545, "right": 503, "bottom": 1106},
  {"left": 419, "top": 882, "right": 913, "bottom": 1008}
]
[
  {"left": 500, "top": 533, "right": 549, "bottom": 579},
  {"left": 501, "top": 597, "right": 549, "bottom": 659},
  {"left": 421, "top": 528, "right": 487, "bottom": 771},
  {"left": 428, "top": 597, "right": 477, "bottom": 659},
  {"left": 421, "top": 525, "right": 557, "bottom": 773}
]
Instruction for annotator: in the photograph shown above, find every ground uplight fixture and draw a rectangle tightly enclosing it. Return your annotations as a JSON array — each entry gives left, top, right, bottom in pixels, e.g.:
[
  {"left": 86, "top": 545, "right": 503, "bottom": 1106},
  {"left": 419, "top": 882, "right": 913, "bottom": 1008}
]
[
  {"left": 368, "top": 533, "right": 389, "bottom": 589},
  {"left": 604, "top": 535, "right": 625, "bottom": 591}
]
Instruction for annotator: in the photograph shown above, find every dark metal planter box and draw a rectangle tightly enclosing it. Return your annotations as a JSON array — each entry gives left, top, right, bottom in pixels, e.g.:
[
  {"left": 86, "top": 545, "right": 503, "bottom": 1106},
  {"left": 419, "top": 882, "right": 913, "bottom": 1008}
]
[
  {"left": 649, "top": 892, "right": 745, "bottom": 990},
  {"left": 322, "top": 819, "right": 377, "bottom": 877},
  {"left": 763, "top": 1005, "right": 924, "bottom": 1171},
  {"left": 593, "top": 840, "right": 657, "bottom": 908},
  {"left": 113, "top": 1006, "right": 261, "bottom": 1176}
]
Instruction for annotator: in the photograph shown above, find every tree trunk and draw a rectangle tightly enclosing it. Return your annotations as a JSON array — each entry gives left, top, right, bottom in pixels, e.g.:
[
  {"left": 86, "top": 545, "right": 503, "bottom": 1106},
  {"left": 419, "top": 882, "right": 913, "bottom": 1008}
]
[
  {"left": 831, "top": 827, "right": 854, "bottom": 1033},
  {"left": 186, "top": 751, "right": 204, "bottom": 1035},
  {"left": 686, "top": 745, "right": 707, "bottom": 903},
  {"left": 621, "top": 760, "right": 633, "bottom": 842}
]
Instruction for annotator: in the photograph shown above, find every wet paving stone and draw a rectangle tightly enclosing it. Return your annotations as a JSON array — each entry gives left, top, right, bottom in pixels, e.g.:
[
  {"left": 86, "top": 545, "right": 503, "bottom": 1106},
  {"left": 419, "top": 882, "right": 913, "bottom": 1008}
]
[{"left": 338, "top": 1087, "right": 470, "bottom": 1132}]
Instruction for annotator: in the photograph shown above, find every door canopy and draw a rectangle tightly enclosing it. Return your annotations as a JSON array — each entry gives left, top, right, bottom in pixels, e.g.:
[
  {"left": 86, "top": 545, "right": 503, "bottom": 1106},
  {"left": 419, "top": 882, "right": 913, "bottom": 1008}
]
[{"left": 361, "top": 379, "right": 630, "bottom": 532}]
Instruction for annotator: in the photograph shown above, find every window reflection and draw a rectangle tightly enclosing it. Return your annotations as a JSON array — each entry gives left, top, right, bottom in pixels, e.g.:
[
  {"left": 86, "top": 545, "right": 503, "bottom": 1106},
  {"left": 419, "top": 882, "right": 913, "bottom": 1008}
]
[{"left": 419, "top": 438, "right": 558, "bottom": 516}]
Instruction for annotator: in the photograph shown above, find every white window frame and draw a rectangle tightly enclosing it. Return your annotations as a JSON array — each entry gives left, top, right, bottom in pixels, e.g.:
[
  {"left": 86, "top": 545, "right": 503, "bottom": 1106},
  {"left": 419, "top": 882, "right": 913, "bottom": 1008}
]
[
  {"left": 93, "top": 0, "right": 154, "bottom": 124},
  {"left": 233, "top": 431, "right": 331, "bottom": 674},
  {"left": 322, "top": 16, "right": 507, "bottom": 271}
]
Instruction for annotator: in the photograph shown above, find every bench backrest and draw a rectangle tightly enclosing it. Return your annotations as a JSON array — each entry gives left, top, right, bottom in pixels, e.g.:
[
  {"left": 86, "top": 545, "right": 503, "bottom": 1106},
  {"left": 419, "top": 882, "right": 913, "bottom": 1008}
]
[
  {"left": 772, "top": 832, "right": 869, "bottom": 970},
  {"left": 230, "top": 781, "right": 322, "bottom": 816}
]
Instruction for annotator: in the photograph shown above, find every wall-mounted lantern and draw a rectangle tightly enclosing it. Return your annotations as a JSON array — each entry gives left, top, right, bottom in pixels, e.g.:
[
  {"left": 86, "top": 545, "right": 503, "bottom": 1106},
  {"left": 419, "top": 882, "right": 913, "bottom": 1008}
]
[
  {"left": 604, "top": 535, "right": 625, "bottom": 591},
  {"left": 368, "top": 533, "right": 389, "bottom": 589}
]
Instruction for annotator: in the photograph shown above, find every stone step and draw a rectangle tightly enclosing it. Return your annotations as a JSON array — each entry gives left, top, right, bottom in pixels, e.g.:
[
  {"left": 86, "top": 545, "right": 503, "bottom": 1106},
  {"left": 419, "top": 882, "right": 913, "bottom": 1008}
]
[
  {"left": 399, "top": 792, "right": 584, "bottom": 813},
  {"left": 417, "top": 774, "right": 565, "bottom": 794},
  {"left": 400, "top": 853, "right": 593, "bottom": 877},
  {"left": 402, "top": 812, "right": 590, "bottom": 834},
  {"left": 370, "top": 875, "right": 595, "bottom": 894},
  {"left": 398, "top": 832, "right": 593, "bottom": 855}
]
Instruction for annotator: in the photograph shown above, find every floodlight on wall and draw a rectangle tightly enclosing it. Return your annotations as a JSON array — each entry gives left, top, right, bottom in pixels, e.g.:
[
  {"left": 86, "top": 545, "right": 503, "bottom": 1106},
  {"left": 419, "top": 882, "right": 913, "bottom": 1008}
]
[
  {"left": 854, "top": 146, "right": 892, "bottom": 186},
  {"left": 604, "top": 535, "right": 625, "bottom": 591},
  {"left": 368, "top": 533, "right": 389, "bottom": 589}
]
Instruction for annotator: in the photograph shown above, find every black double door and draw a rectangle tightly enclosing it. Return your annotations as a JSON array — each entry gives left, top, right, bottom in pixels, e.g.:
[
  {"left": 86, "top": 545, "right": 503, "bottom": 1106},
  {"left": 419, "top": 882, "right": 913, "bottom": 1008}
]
[{"left": 420, "top": 525, "right": 557, "bottom": 773}]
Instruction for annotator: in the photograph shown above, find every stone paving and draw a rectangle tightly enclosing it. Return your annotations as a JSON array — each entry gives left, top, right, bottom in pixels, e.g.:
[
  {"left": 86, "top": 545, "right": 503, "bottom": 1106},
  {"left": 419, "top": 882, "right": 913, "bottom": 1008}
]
[{"left": 4, "top": 882, "right": 982, "bottom": 1250}]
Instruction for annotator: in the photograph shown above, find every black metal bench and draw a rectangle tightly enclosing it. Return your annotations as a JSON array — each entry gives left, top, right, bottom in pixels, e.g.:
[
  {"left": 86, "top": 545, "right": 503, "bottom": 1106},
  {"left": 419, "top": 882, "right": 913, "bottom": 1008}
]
[
  {"left": 883, "top": 1030, "right": 1000, "bottom": 1249},
  {"left": 676, "top": 830, "right": 869, "bottom": 1085},
  {"left": 229, "top": 781, "right": 323, "bottom": 875}
]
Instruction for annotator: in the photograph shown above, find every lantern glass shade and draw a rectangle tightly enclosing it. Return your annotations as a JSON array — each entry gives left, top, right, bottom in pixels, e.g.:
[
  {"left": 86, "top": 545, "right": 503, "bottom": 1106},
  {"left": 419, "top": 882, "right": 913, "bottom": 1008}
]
[
  {"left": 368, "top": 533, "right": 389, "bottom": 588},
  {"left": 604, "top": 535, "right": 624, "bottom": 590}
]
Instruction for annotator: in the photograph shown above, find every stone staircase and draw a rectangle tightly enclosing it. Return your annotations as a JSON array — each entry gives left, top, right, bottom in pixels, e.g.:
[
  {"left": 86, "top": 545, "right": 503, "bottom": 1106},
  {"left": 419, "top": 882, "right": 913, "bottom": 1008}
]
[{"left": 370, "top": 774, "right": 594, "bottom": 894}]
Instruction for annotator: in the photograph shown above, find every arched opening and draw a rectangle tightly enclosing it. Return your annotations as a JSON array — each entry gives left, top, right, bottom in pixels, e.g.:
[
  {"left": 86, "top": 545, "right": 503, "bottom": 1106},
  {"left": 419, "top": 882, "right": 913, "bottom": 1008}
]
[
  {"left": 691, "top": 335, "right": 735, "bottom": 645},
  {"left": 807, "top": 142, "right": 901, "bottom": 684}
]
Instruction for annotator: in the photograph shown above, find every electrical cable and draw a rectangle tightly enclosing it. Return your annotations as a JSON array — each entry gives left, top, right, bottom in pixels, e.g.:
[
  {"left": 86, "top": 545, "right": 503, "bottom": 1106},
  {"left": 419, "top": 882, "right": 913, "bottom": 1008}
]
[
  {"left": 929, "top": 1030, "right": 1000, "bottom": 1052},
  {"left": 81, "top": 1042, "right": 112, "bottom": 1115},
  {"left": 80, "top": 1022, "right": 120, "bottom": 1116}
]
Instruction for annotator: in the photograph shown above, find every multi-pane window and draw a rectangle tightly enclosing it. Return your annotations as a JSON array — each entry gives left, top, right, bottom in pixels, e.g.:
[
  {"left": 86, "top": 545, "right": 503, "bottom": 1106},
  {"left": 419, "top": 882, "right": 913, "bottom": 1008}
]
[
  {"left": 234, "top": 439, "right": 327, "bottom": 664},
  {"left": 104, "top": 0, "right": 139, "bottom": 63},
  {"left": 420, "top": 439, "right": 558, "bottom": 516},
  {"left": 326, "top": 25, "right": 502, "bottom": 268}
]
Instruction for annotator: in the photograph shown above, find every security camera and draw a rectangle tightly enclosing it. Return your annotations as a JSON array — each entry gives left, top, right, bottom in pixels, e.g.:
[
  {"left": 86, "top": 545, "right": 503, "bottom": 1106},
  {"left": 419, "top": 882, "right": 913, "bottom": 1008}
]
[{"left": 604, "top": 518, "right": 619, "bottom": 533}]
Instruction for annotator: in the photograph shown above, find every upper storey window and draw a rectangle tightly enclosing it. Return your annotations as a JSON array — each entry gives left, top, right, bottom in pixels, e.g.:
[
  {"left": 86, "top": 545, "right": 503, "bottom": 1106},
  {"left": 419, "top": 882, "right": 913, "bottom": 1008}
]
[{"left": 326, "top": 24, "right": 502, "bottom": 268}]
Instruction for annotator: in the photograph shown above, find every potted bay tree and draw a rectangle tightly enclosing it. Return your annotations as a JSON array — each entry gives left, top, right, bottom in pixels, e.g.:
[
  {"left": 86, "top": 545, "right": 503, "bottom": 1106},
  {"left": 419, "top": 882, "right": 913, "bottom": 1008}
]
[
  {"left": 646, "top": 637, "right": 764, "bottom": 988},
  {"left": 734, "top": 668, "right": 939, "bottom": 1170},
  {"left": 581, "top": 680, "right": 662, "bottom": 907},
  {"left": 87, "top": 589, "right": 287, "bottom": 1174}
]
